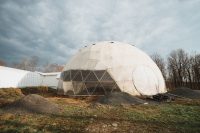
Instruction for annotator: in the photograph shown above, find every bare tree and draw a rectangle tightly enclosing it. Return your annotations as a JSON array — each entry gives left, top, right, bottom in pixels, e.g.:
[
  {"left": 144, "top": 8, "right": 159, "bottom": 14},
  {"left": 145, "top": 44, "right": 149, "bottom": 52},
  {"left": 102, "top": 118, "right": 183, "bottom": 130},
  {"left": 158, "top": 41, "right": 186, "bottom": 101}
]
[
  {"left": 185, "top": 56, "right": 194, "bottom": 88},
  {"left": 167, "top": 49, "right": 190, "bottom": 87},
  {"left": 151, "top": 53, "right": 166, "bottom": 79},
  {"left": 191, "top": 54, "right": 200, "bottom": 85},
  {"left": 43, "top": 63, "right": 64, "bottom": 72},
  {"left": 0, "top": 59, "right": 6, "bottom": 66},
  {"left": 13, "top": 56, "right": 39, "bottom": 71}
]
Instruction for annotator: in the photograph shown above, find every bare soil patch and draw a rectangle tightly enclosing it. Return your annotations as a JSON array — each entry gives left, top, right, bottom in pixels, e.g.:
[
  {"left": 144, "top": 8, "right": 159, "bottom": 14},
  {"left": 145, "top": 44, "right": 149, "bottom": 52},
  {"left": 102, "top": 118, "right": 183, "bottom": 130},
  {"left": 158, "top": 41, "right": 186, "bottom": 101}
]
[
  {"left": 4, "top": 94, "right": 60, "bottom": 114},
  {"left": 169, "top": 87, "right": 200, "bottom": 99},
  {"left": 97, "top": 92, "right": 147, "bottom": 105}
]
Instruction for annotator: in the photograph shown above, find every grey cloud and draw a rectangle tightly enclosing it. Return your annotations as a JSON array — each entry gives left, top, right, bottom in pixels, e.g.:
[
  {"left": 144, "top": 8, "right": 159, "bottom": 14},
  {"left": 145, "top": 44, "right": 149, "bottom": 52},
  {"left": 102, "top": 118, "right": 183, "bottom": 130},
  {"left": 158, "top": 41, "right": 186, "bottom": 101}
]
[{"left": 0, "top": 0, "right": 200, "bottom": 66}]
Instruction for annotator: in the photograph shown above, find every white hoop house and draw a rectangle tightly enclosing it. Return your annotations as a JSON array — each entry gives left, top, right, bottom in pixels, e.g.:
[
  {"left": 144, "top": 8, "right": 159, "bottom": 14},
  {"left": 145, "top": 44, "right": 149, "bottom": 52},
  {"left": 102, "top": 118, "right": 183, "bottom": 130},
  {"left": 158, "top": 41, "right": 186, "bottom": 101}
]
[{"left": 0, "top": 66, "right": 59, "bottom": 89}]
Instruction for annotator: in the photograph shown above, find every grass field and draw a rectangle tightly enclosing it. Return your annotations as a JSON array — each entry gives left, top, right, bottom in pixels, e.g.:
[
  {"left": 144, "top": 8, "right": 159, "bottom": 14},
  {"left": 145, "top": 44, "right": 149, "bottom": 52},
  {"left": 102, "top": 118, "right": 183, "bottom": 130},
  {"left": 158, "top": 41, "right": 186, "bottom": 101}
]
[{"left": 0, "top": 88, "right": 200, "bottom": 133}]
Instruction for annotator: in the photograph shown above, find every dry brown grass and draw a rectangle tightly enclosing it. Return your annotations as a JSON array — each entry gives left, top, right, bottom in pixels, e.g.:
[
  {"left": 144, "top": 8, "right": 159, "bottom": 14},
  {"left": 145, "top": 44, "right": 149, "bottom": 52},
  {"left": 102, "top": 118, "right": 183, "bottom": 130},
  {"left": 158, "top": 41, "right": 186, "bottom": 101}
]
[
  {"left": 0, "top": 88, "right": 24, "bottom": 106},
  {"left": 0, "top": 88, "right": 200, "bottom": 133}
]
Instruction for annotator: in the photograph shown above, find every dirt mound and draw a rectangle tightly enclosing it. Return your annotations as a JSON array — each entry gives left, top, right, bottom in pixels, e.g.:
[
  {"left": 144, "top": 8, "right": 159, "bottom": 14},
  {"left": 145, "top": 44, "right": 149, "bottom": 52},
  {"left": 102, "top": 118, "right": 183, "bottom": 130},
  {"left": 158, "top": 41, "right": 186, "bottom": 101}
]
[
  {"left": 5, "top": 94, "right": 60, "bottom": 114},
  {"left": 169, "top": 87, "right": 200, "bottom": 99},
  {"left": 97, "top": 92, "right": 147, "bottom": 105},
  {"left": 194, "top": 90, "right": 200, "bottom": 93}
]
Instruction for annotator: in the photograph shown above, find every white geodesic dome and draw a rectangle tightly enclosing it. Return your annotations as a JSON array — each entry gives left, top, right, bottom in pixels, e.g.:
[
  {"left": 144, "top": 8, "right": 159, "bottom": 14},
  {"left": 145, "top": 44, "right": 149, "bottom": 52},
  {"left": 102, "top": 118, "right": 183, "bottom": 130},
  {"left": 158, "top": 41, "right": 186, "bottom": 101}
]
[{"left": 61, "top": 41, "right": 166, "bottom": 96}]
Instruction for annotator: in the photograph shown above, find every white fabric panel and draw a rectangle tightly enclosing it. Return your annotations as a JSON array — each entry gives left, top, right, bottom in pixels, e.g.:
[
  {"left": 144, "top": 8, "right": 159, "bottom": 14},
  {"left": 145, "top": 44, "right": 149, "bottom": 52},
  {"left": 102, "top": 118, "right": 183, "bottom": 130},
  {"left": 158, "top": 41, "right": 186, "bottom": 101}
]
[{"left": 63, "top": 41, "right": 167, "bottom": 96}]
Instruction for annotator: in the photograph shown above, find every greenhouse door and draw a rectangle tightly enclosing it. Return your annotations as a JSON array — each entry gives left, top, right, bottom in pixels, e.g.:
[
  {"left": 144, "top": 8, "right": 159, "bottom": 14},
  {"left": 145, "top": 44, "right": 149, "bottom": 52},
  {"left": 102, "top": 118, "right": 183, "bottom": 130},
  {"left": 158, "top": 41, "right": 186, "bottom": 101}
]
[{"left": 132, "top": 66, "right": 159, "bottom": 95}]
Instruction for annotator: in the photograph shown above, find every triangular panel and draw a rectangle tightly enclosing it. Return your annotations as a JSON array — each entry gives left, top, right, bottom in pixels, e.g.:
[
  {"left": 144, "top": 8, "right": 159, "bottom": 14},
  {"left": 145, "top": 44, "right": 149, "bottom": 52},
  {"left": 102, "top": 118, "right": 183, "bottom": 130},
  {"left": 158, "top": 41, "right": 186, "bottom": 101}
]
[
  {"left": 100, "top": 71, "right": 113, "bottom": 81},
  {"left": 84, "top": 82, "right": 97, "bottom": 95},
  {"left": 71, "top": 70, "right": 78, "bottom": 79},
  {"left": 85, "top": 72, "right": 98, "bottom": 82},
  {"left": 73, "top": 71, "right": 82, "bottom": 81},
  {"left": 81, "top": 70, "right": 91, "bottom": 81},
  {"left": 73, "top": 81, "right": 84, "bottom": 94},
  {"left": 77, "top": 83, "right": 89, "bottom": 95},
  {"left": 94, "top": 70, "right": 106, "bottom": 80},
  {"left": 92, "top": 83, "right": 106, "bottom": 95}
]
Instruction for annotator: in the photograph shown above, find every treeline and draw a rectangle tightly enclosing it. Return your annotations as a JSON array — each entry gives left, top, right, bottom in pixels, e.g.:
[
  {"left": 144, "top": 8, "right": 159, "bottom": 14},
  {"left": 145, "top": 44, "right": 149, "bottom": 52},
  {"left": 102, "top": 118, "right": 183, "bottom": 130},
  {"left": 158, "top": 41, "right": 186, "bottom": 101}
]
[
  {"left": 0, "top": 56, "right": 64, "bottom": 72},
  {"left": 151, "top": 49, "right": 200, "bottom": 90}
]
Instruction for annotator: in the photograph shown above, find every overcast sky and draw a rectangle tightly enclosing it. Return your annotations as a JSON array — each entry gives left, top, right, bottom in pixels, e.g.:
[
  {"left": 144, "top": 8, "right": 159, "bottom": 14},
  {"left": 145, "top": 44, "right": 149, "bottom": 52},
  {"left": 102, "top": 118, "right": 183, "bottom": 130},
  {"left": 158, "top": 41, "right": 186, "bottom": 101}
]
[{"left": 0, "top": 0, "right": 200, "bottom": 65}]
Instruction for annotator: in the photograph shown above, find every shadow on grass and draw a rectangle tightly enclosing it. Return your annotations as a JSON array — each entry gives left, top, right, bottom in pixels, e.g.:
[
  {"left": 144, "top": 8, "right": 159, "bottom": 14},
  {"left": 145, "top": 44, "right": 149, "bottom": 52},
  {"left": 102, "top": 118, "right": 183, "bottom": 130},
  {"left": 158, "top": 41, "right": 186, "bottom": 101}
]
[
  {"left": 0, "top": 117, "right": 86, "bottom": 133},
  {"left": 20, "top": 87, "right": 57, "bottom": 97},
  {"left": 1, "top": 111, "right": 200, "bottom": 133},
  {"left": 48, "top": 113, "right": 200, "bottom": 132}
]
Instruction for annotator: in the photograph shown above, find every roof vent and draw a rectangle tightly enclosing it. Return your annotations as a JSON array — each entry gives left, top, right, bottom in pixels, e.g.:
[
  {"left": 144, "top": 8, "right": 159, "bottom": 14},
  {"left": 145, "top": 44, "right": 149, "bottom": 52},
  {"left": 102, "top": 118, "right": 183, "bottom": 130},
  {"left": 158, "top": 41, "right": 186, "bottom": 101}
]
[{"left": 110, "top": 41, "right": 114, "bottom": 43}]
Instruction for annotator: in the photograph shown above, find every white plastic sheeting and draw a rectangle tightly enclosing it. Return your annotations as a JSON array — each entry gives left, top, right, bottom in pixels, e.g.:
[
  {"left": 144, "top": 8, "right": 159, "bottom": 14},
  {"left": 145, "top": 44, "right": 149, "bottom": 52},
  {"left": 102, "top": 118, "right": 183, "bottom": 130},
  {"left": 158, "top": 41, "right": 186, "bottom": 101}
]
[
  {"left": 0, "top": 66, "right": 60, "bottom": 88},
  {"left": 62, "top": 41, "right": 166, "bottom": 96},
  {"left": 37, "top": 72, "right": 60, "bottom": 88}
]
